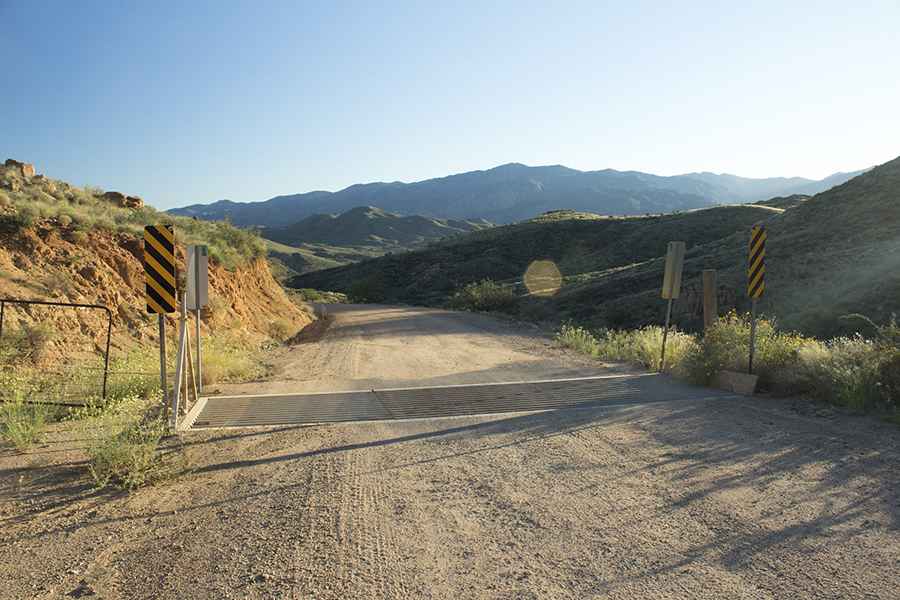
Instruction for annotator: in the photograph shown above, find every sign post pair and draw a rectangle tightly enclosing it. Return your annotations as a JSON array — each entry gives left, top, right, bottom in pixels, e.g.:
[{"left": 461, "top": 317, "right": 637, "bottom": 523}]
[{"left": 143, "top": 225, "right": 208, "bottom": 427}]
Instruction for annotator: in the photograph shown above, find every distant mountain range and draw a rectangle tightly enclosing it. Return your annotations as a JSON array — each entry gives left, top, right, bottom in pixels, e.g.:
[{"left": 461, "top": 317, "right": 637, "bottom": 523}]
[
  {"left": 169, "top": 163, "right": 868, "bottom": 226},
  {"left": 289, "top": 155, "right": 900, "bottom": 338},
  {"left": 264, "top": 206, "right": 491, "bottom": 248}
]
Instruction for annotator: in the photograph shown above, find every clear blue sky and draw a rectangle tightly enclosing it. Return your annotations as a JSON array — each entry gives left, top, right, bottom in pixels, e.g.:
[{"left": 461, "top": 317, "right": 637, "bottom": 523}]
[{"left": 3, "top": 0, "right": 898, "bottom": 209}]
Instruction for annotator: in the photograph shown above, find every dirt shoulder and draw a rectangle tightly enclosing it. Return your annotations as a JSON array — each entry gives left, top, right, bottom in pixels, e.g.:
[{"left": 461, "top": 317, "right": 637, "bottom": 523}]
[{"left": 1, "top": 306, "right": 899, "bottom": 599}]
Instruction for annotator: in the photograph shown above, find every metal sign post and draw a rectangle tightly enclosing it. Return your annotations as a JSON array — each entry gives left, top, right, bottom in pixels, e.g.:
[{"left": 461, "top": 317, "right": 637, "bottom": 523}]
[
  {"left": 172, "top": 293, "right": 188, "bottom": 429},
  {"left": 144, "top": 224, "right": 177, "bottom": 411},
  {"left": 660, "top": 241, "right": 686, "bottom": 371},
  {"left": 186, "top": 245, "right": 209, "bottom": 396},
  {"left": 747, "top": 224, "right": 766, "bottom": 374}
]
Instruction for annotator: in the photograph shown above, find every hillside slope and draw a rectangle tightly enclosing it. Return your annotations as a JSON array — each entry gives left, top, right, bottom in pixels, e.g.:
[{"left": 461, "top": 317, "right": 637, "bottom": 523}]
[
  {"left": 264, "top": 206, "right": 491, "bottom": 248},
  {"left": 0, "top": 161, "right": 312, "bottom": 362},
  {"left": 169, "top": 163, "right": 864, "bottom": 226},
  {"left": 289, "top": 156, "right": 899, "bottom": 337},
  {"left": 290, "top": 204, "right": 777, "bottom": 312}
]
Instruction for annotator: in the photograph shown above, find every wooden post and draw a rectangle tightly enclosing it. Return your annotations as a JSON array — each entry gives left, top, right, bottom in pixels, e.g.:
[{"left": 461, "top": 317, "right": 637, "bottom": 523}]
[
  {"left": 660, "top": 298, "right": 673, "bottom": 372},
  {"left": 702, "top": 269, "right": 718, "bottom": 330}
]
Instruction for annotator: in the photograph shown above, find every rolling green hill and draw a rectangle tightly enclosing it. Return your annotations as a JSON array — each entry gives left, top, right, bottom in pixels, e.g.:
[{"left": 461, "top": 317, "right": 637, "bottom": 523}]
[
  {"left": 264, "top": 206, "right": 491, "bottom": 248},
  {"left": 289, "top": 155, "right": 900, "bottom": 338},
  {"left": 289, "top": 204, "right": 777, "bottom": 315},
  {"left": 262, "top": 206, "right": 492, "bottom": 279}
]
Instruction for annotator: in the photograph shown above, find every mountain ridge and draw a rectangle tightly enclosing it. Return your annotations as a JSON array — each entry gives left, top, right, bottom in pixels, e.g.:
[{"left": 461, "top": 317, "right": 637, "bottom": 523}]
[
  {"left": 288, "top": 156, "right": 898, "bottom": 337},
  {"left": 168, "top": 163, "right": 867, "bottom": 226}
]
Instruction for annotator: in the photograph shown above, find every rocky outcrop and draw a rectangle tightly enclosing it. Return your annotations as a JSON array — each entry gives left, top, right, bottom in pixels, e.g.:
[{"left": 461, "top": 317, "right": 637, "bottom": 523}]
[
  {"left": 102, "top": 191, "right": 127, "bottom": 206},
  {"left": 101, "top": 191, "right": 144, "bottom": 210},
  {"left": 4, "top": 159, "right": 36, "bottom": 177}
]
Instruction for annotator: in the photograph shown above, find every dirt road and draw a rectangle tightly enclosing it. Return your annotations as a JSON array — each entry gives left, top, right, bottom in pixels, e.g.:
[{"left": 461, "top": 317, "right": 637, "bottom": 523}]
[
  {"left": 218, "top": 304, "right": 629, "bottom": 395},
  {"left": 2, "top": 305, "right": 899, "bottom": 599}
]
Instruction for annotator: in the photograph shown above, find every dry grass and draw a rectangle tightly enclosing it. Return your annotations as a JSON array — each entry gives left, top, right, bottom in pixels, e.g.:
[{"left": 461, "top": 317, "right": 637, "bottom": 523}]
[{"left": 558, "top": 313, "right": 900, "bottom": 421}]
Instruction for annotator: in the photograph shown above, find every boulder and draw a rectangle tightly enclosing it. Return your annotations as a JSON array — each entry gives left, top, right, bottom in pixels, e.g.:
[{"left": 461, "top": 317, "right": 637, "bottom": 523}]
[
  {"left": 125, "top": 195, "right": 144, "bottom": 209},
  {"left": 4, "top": 158, "right": 36, "bottom": 177},
  {"left": 102, "top": 191, "right": 128, "bottom": 207}
]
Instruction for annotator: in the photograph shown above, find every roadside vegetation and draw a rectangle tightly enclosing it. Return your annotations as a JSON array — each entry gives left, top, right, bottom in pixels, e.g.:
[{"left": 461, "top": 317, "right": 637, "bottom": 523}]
[
  {"left": 449, "top": 279, "right": 516, "bottom": 312},
  {"left": 0, "top": 165, "right": 265, "bottom": 269},
  {"left": 292, "top": 205, "right": 773, "bottom": 315},
  {"left": 0, "top": 330, "right": 281, "bottom": 489},
  {"left": 557, "top": 312, "right": 900, "bottom": 421},
  {"left": 292, "top": 288, "right": 349, "bottom": 304}
]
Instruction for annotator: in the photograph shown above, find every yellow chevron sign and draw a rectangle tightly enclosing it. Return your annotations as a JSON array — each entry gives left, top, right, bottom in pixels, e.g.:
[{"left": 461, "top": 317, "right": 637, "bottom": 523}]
[
  {"left": 748, "top": 224, "right": 766, "bottom": 299},
  {"left": 144, "top": 225, "right": 177, "bottom": 313}
]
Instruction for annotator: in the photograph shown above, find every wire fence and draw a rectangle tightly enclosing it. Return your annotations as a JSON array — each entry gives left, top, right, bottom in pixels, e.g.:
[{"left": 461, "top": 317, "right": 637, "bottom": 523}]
[{"left": 0, "top": 364, "right": 172, "bottom": 406}]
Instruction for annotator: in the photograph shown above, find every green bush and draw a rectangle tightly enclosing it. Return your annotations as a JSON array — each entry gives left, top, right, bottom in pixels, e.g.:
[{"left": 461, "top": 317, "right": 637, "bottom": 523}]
[
  {"left": 81, "top": 395, "right": 167, "bottom": 490},
  {"left": 449, "top": 279, "right": 516, "bottom": 312},
  {"left": 682, "top": 311, "right": 808, "bottom": 389},
  {"left": 349, "top": 276, "right": 386, "bottom": 303},
  {"left": 794, "top": 337, "right": 884, "bottom": 411},
  {"left": 557, "top": 311, "right": 900, "bottom": 420},
  {"left": 295, "top": 288, "right": 348, "bottom": 304}
]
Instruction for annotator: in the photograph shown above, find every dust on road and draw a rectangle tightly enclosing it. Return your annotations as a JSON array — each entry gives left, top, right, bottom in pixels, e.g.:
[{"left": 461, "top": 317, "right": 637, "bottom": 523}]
[{"left": 2, "top": 305, "right": 899, "bottom": 599}]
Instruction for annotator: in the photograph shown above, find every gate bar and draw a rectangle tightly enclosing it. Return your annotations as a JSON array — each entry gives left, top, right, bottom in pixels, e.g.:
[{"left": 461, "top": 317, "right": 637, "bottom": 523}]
[{"left": 0, "top": 298, "right": 113, "bottom": 400}]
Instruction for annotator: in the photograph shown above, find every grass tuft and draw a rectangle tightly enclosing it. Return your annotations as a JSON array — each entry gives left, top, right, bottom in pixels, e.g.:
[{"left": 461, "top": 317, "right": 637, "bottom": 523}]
[{"left": 0, "top": 393, "right": 54, "bottom": 449}]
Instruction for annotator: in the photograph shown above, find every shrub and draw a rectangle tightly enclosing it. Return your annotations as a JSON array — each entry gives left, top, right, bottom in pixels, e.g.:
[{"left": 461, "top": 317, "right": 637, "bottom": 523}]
[
  {"left": 449, "top": 279, "right": 516, "bottom": 312},
  {"left": 295, "top": 288, "right": 348, "bottom": 304},
  {"left": 268, "top": 318, "right": 295, "bottom": 342},
  {"left": 349, "top": 276, "right": 386, "bottom": 303},
  {"left": 82, "top": 395, "right": 167, "bottom": 490},
  {"left": 682, "top": 311, "right": 808, "bottom": 389},
  {"left": 876, "top": 350, "right": 900, "bottom": 411},
  {"left": 201, "top": 337, "right": 266, "bottom": 385},
  {"left": 0, "top": 392, "right": 52, "bottom": 449},
  {"left": 794, "top": 337, "right": 884, "bottom": 411}
]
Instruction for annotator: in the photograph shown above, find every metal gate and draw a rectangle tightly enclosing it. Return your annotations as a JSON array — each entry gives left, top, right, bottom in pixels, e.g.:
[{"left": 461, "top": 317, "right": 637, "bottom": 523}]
[{"left": 0, "top": 298, "right": 112, "bottom": 404}]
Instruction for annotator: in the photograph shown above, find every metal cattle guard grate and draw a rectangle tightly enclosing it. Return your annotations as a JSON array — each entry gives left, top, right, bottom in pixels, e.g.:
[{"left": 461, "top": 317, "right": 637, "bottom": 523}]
[{"left": 189, "top": 374, "right": 740, "bottom": 429}]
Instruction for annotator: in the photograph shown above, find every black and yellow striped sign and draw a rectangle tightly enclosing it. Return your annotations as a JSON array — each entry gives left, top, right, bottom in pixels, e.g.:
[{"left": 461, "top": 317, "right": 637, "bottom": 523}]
[
  {"left": 748, "top": 224, "right": 766, "bottom": 299},
  {"left": 144, "top": 225, "right": 177, "bottom": 313}
]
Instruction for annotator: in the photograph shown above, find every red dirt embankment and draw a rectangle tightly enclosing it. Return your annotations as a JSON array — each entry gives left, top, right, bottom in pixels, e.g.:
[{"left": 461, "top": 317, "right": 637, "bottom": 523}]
[{"left": 0, "top": 220, "right": 311, "bottom": 358}]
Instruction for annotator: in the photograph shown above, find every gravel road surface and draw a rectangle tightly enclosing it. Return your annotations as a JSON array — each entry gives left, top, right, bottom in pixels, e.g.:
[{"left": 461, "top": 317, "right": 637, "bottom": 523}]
[{"left": 2, "top": 305, "right": 898, "bottom": 599}]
